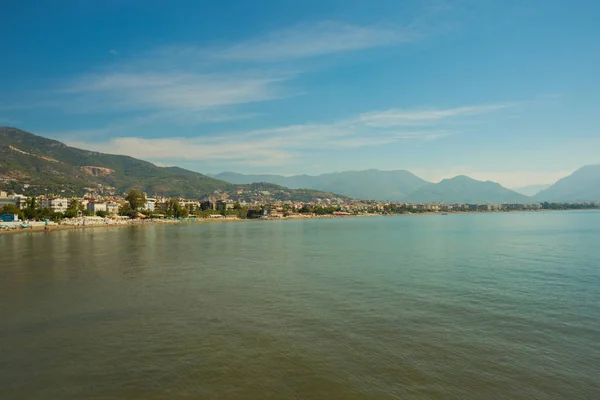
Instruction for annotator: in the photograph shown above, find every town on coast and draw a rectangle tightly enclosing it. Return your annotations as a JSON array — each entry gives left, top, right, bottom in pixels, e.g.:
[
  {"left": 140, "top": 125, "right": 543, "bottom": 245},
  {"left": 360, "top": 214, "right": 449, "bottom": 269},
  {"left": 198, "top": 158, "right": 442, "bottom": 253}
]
[{"left": 2, "top": 186, "right": 599, "bottom": 234}]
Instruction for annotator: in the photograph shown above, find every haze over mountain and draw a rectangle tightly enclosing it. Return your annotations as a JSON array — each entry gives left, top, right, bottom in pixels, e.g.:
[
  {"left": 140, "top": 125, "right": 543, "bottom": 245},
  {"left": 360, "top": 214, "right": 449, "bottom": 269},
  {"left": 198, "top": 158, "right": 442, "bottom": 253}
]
[
  {"left": 214, "top": 171, "right": 543, "bottom": 204},
  {"left": 404, "top": 176, "right": 532, "bottom": 204},
  {"left": 512, "top": 184, "right": 552, "bottom": 197},
  {"left": 535, "top": 164, "right": 600, "bottom": 202},
  {"left": 213, "top": 170, "right": 429, "bottom": 201}
]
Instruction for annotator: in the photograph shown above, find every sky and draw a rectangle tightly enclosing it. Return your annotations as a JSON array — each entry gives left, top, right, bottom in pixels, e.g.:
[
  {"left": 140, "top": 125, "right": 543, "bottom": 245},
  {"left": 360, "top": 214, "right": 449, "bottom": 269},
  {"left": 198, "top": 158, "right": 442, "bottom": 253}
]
[{"left": 1, "top": 0, "right": 600, "bottom": 188}]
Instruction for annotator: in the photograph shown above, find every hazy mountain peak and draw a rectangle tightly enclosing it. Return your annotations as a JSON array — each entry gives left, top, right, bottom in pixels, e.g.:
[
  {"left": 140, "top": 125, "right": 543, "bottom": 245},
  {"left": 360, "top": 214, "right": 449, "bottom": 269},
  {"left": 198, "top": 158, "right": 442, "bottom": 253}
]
[
  {"left": 535, "top": 164, "right": 600, "bottom": 201},
  {"left": 406, "top": 175, "right": 531, "bottom": 204}
]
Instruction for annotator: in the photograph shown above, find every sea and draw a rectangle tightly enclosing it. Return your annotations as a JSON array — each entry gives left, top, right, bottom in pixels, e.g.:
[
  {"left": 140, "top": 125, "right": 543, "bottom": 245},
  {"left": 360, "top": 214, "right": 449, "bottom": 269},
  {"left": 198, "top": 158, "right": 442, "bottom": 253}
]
[{"left": 1, "top": 211, "right": 599, "bottom": 399}]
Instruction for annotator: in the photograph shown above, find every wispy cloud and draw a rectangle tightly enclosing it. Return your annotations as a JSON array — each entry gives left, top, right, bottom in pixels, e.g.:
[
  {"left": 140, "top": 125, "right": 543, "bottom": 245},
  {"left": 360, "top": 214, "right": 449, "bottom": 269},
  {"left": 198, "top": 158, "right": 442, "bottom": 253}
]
[
  {"left": 2, "top": 19, "right": 427, "bottom": 129},
  {"left": 64, "top": 103, "right": 508, "bottom": 167},
  {"left": 63, "top": 71, "right": 292, "bottom": 113},
  {"left": 59, "top": 20, "right": 419, "bottom": 114},
  {"left": 213, "top": 21, "right": 414, "bottom": 62},
  {"left": 358, "top": 104, "right": 512, "bottom": 127}
]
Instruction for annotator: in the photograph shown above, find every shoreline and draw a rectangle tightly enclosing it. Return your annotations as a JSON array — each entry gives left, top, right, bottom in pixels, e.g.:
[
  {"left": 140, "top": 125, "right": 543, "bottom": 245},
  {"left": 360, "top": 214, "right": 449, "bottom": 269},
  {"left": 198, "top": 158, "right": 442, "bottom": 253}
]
[{"left": 1, "top": 208, "right": 595, "bottom": 236}]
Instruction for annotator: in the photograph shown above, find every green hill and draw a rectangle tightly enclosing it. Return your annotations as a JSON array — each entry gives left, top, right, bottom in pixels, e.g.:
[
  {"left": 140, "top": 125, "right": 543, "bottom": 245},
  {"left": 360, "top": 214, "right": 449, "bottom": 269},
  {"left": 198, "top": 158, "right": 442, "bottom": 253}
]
[
  {"left": 0, "top": 126, "right": 233, "bottom": 197},
  {"left": 0, "top": 127, "right": 351, "bottom": 202}
]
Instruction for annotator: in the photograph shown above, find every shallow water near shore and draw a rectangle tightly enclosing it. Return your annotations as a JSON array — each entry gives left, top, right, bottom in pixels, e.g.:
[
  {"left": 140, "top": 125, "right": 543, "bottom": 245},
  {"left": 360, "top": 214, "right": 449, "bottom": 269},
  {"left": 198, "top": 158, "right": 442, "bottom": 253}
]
[{"left": 1, "top": 211, "right": 599, "bottom": 399}]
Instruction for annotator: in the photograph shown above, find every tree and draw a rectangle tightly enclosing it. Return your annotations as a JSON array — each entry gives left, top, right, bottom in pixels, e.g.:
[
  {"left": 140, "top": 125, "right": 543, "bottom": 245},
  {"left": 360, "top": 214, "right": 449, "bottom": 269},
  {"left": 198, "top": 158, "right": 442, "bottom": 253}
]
[
  {"left": 125, "top": 189, "right": 146, "bottom": 210},
  {"left": 164, "top": 199, "right": 188, "bottom": 218},
  {"left": 0, "top": 204, "right": 23, "bottom": 219},
  {"left": 64, "top": 198, "right": 83, "bottom": 218},
  {"left": 68, "top": 198, "right": 80, "bottom": 211},
  {"left": 119, "top": 203, "right": 137, "bottom": 218},
  {"left": 23, "top": 197, "right": 38, "bottom": 220},
  {"left": 298, "top": 205, "right": 313, "bottom": 214},
  {"left": 96, "top": 210, "right": 108, "bottom": 218}
]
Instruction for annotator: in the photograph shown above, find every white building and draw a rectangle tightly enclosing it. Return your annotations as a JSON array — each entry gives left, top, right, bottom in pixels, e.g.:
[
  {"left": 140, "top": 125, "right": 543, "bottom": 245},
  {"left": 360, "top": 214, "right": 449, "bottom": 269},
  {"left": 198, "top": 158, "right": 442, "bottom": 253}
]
[
  {"left": 145, "top": 198, "right": 157, "bottom": 212},
  {"left": 40, "top": 198, "right": 69, "bottom": 213},
  {"left": 0, "top": 195, "right": 17, "bottom": 208},
  {"left": 87, "top": 202, "right": 107, "bottom": 214},
  {"left": 14, "top": 195, "right": 28, "bottom": 209},
  {"left": 106, "top": 202, "right": 120, "bottom": 215}
]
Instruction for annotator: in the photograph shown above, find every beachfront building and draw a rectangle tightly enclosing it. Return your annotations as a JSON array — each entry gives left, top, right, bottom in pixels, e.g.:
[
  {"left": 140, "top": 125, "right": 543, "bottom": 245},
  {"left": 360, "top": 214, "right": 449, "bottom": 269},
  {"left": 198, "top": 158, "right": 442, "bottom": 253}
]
[
  {"left": 14, "top": 195, "right": 28, "bottom": 209},
  {"left": 201, "top": 200, "right": 217, "bottom": 211},
  {"left": 0, "top": 193, "right": 28, "bottom": 209},
  {"left": 216, "top": 199, "right": 234, "bottom": 211},
  {"left": 87, "top": 201, "right": 107, "bottom": 214},
  {"left": 181, "top": 200, "right": 200, "bottom": 213},
  {"left": 40, "top": 197, "right": 69, "bottom": 213},
  {"left": 145, "top": 198, "right": 157, "bottom": 212},
  {"left": 0, "top": 195, "right": 18, "bottom": 208},
  {"left": 106, "top": 202, "right": 120, "bottom": 215},
  {"left": 502, "top": 204, "right": 525, "bottom": 211}
]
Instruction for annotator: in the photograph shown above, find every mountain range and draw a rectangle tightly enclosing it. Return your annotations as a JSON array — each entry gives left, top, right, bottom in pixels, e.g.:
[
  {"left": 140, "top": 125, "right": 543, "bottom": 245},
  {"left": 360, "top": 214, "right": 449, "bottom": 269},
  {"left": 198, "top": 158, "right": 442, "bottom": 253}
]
[
  {"left": 0, "top": 127, "right": 344, "bottom": 202},
  {"left": 1, "top": 127, "right": 599, "bottom": 204},
  {"left": 214, "top": 168, "right": 600, "bottom": 203},
  {"left": 404, "top": 176, "right": 531, "bottom": 204},
  {"left": 215, "top": 171, "right": 531, "bottom": 204},
  {"left": 212, "top": 170, "right": 428, "bottom": 201}
]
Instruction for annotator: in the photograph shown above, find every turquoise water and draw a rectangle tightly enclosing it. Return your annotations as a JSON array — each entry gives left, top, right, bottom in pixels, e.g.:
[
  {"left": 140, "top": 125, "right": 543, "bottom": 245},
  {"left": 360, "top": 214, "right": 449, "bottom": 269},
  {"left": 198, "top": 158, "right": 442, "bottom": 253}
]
[{"left": 1, "top": 211, "right": 599, "bottom": 399}]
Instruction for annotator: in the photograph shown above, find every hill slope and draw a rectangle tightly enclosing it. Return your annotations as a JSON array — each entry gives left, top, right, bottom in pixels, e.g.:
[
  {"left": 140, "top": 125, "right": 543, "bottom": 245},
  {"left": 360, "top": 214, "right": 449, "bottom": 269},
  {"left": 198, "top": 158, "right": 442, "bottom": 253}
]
[
  {"left": 214, "top": 169, "right": 429, "bottom": 201},
  {"left": 405, "top": 175, "right": 532, "bottom": 204},
  {"left": 0, "top": 126, "right": 234, "bottom": 197},
  {"left": 0, "top": 127, "right": 351, "bottom": 201},
  {"left": 535, "top": 164, "right": 600, "bottom": 201}
]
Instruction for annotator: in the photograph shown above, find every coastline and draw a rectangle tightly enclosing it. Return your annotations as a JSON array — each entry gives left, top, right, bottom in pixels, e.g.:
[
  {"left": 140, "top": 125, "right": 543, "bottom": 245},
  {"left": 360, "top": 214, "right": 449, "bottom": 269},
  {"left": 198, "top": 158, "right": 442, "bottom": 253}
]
[
  {"left": 0, "top": 214, "right": 369, "bottom": 236},
  {"left": 0, "top": 208, "right": 592, "bottom": 236}
]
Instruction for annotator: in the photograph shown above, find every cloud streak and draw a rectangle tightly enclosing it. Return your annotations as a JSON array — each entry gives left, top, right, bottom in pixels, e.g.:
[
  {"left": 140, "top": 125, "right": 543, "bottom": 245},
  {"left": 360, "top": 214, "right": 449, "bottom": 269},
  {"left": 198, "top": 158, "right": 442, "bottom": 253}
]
[
  {"left": 63, "top": 71, "right": 292, "bottom": 113},
  {"left": 56, "top": 20, "right": 417, "bottom": 115},
  {"left": 3, "top": 19, "right": 426, "bottom": 129},
  {"left": 213, "top": 21, "right": 414, "bottom": 62},
  {"left": 64, "top": 103, "right": 508, "bottom": 167},
  {"left": 358, "top": 104, "right": 512, "bottom": 127}
]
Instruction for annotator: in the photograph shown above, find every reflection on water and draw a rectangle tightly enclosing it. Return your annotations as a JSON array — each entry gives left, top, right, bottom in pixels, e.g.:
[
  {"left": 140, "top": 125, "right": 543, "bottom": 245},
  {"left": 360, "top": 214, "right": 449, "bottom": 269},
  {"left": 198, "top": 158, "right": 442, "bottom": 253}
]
[{"left": 1, "top": 212, "right": 600, "bottom": 399}]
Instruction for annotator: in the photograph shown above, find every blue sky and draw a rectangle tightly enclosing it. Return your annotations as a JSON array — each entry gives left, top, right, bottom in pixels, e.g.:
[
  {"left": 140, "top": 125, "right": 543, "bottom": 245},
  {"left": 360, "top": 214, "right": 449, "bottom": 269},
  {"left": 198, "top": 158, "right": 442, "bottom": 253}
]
[{"left": 2, "top": 0, "right": 600, "bottom": 187}]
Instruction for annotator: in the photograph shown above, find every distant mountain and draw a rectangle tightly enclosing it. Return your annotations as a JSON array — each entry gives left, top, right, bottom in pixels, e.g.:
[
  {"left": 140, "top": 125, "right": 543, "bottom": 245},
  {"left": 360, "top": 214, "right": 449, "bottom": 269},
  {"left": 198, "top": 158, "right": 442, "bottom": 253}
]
[
  {"left": 535, "top": 164, "right": 600, "bottom": 202},
  {"left": 212, "top": 172, "right": 290, "bottom": 186},
  {"left": 405, "top": 175, "right": 532, "bottom": 204},
  {"left": 213, "top": 169, "right": 429, "bottom": 201},
  {"left": 512, "top": 184, "right": 551, "bottom": 197}
]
